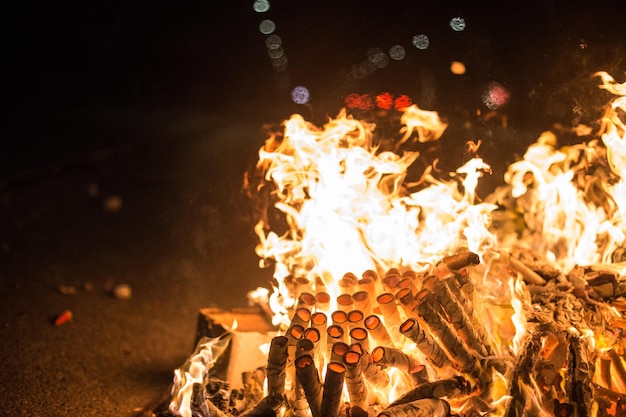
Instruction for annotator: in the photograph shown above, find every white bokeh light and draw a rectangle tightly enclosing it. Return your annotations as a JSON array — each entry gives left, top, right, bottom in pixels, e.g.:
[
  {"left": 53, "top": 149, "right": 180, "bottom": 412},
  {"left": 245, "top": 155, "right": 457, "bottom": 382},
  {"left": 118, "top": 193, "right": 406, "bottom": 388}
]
[
  {"left": 265, "top": 34, "right": 282, "bottom": 50},
  {"left": 253, "top": 0, "right": 270, "bottom": 13},
  {"left": 389, "top": 45, "right": 406, "bottom": 60},
  {"left": 412, "top": 34, "right": 430, "bottom": 50},
  {"left": 450, "top": 17, "right": 466, "bottom": 31},
  {"left": 259, "top": 19, "right": 276, "bottom": 35}
]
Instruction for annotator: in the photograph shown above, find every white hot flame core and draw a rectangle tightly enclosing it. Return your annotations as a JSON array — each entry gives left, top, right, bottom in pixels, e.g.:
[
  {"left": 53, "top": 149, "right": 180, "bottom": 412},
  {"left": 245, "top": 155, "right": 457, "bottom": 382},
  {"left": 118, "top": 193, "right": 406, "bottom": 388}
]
[{"left": 254, "top": 107, "right": 498, "bottom": 325}]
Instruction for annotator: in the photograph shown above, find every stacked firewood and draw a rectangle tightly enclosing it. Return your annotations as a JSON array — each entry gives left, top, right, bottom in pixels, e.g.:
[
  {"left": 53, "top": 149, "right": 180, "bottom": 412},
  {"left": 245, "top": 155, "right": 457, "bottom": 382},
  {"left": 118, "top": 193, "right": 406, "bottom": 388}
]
[
  {"left": 237, "top": 252, "right": 516, "bottom": 417},
  {"left": 175, "top": 250, "right": 626, "bottom": 417}
]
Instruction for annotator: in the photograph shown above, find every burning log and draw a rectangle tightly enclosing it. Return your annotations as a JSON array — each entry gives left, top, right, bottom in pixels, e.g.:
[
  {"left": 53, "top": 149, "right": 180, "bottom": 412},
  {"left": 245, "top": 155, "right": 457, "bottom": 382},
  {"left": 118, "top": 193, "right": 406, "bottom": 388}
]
[
  {"left": 504, "top": 333, "right": 543, "bottom": 417},
  {"left": 191, "top": 383, "right": 228, "bottom": 417},
  {"left": 365, "top": 314, "right": 395, "bottom": 347},
  {"left": 295, "top": 354, "right": 323, "bottom": 417},
  {"left": 337, "top": 293, "right": 354, "bottom": 311},
  {"left": 567, "top": 336, "right": 594, "bottom": 417},
  {"left": 315, "top": 292, "right": 331, "bottom": 311},
  {"left": 349, "top": 327, "right": 370, "bottom": 353},
  {"left": 371, "top": 346, "right": 423, "bottom": 375},
  {"left": 343, "top": 350, "right": 369, "bottom": 412},
  {"left": 347, "top": 309, "right": 365, "bottom": 329},
  {"left": 358, "top": 349, "right": 391, "bottom": 389},
  {"left": 396, "top": 287, "right": 419, "bottom": 319},
  {"left": 303, "top": 327, "right": 322, "bottom": 359},
  {"left": 399, "top": 318, "right": 451, "bottom": 369},
  {"left": 610, "top": 349, "right": 626, "bottom": 394},
  {"left": 296, "top": 338, "right": 315, "bottom": 358},
  {"left": 422, "top": 275, "right": 492, "bottom": 357},
  {"left": 291, "top": 307, "right": 311, "bottom": 328},
  {"left": 296, "top": 292, "right": 317, "bottom": 311},
  {"left": 240, "top": 393, "right": 284, "bottom": 417},
  {"left": 352, "top": 291, "right": 374, "bottom": 317},
  {"left": 331, "top": 310, "right": 349, "bottom": 336},
  {"left": 415, "top": 291, "right": 481, "bottom": 375},
  {"left": 266, "top": 336, "right": 289, "bottom": 396},
  {"left": 387, "top": 376, "right": 471, "bottom": 407},
  {"left": 442, "top": 251, "right": 481, "bottom": 271},
  {"left": 330, "top": 341, "right": 350, "bottom": 363},
  {"left": 339, "top": 272, "right": 359, "bottom": 294},
  {"left": 320, "top": 362, "right": 346, "bottom": 417},
  {"left": 311, "top": 312, "right": 327, "bottom": 349},
  {"left": 327, "top": 325, "right": 345, "bottom": 358},
  {"left": 377, "top": 398, "right": 451, "bottom": 417},
  {"left": 383, "top": 273, "right": 401, "bottom": 294},
  {"left": 398, "top": 276, "right": 420, "bottom": 296},
  {"left": 499, "top": 250, "right": 547, "bottom": 285},
  {"left": 377, "top": 293, "right": 402, "bottom": 327},
  {"left": 361, "top": 270, "right": 382, "bottom": 296}
]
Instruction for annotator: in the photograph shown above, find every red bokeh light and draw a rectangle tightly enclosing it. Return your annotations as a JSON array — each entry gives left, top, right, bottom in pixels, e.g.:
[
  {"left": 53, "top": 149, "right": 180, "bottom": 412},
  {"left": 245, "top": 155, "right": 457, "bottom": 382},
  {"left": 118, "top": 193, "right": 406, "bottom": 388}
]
[
  {"left": 375, "top": 92, "right": 394, "bottom": 110},
  {"left": 394, "top": 94, "right": 413, "bottom": 111},
  {"left": 345, "top": 93, "right": 374, "bottom": 111}
]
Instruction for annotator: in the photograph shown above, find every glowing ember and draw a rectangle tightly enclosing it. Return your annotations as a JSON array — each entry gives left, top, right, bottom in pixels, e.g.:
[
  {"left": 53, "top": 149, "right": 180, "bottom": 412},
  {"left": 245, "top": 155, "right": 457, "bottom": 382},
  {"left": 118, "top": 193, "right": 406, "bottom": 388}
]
[{"left": 170, "top": 73, "right": 626, "bottom": 417}]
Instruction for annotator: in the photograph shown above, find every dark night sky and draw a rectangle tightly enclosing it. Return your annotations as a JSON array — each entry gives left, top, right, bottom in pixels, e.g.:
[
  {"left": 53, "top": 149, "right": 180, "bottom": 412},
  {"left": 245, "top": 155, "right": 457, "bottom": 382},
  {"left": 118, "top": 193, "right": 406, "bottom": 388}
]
[{"left": 3, "top": 0, "right": 626, "bottom": 181}]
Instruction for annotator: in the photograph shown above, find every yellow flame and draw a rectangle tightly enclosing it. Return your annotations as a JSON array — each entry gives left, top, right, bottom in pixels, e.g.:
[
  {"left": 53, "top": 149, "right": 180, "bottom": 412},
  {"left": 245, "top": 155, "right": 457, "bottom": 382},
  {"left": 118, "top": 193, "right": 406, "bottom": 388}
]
[{"left": 246, "top": 72, "right": 626, "bottom": 414}]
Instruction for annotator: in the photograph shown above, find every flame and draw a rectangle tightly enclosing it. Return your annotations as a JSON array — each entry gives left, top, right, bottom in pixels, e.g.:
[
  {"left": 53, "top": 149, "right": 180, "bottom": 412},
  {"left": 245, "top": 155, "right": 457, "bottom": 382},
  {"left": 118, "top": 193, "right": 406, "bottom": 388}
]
[
  {"left": 225, "top": 73, "right": 626, "bottom": 416},
  {"left": 170, "top": 334, "right": 231, "bottom": 417},
  {"left": 254, "top": 107, "right": 499, "bottom": 326}
]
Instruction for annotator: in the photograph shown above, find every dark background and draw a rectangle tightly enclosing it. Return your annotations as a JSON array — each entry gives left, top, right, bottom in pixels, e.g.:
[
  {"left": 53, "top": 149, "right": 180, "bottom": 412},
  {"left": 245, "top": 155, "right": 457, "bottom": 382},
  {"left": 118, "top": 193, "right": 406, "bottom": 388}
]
[{"left": 1, "top": 1, "right": 625, "bottom": 416}]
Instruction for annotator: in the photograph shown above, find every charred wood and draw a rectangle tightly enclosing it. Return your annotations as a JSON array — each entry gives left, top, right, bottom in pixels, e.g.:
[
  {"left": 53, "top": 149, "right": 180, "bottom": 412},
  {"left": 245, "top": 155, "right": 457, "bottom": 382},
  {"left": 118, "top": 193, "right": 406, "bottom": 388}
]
[
  {"left": 371, "top": 346, "right": 422, "bottom": 374},
  {"left": 240, "top": 393, "right": 283, "bottom": 417},
  {"left": 266, "top": 336, "right": 289, "bottom": 397},
  {"left": 343, "top": 350, "right": 369, "bottom": 411},
  {"left": 359, "top": 350, "right": 391, "bottom": 389},
  {"left": 567, "top": 336, "right": 594, "bottom": 417},
  {"left": 295, "top": 354, "right": 323, "bottom": 417},
  {"left": 378, "top": 398, "right": 451, "bottom": 417},
  {"left": 442, "top": 251, "right": 480, "bottom": 270},
  {"left": 365, "top": 314, "right": 395, "bottom": 348},
  {"left": 499, "top": 251, "right": 547, "bottom": 285},
  {"left": 423, "top": 275, "right": 492, "bottom": 358},
  {"left": 387, "top": 376, "right": 471, "bottom": 408},
  {"left": 504, "top": 333, "right": 543, "bottom": 417},
  {"left": 377, "top": 292, "right": 403, "bottom": 327},
  {"left": 415, "top": 291, "right": 481, "bottom": 375},
  {"left": 399, "top": 318, "right": 450, "bottom": 369},
  {"left": 320, "top": 362, "right": 346, "bottom": 417}
]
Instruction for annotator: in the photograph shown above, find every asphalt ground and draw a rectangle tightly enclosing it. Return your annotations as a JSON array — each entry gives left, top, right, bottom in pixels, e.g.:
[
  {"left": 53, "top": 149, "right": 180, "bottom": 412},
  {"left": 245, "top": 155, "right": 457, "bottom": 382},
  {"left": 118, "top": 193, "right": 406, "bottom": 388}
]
[{"left": 0, "top": 104, "right": 282, "bottom": 416}]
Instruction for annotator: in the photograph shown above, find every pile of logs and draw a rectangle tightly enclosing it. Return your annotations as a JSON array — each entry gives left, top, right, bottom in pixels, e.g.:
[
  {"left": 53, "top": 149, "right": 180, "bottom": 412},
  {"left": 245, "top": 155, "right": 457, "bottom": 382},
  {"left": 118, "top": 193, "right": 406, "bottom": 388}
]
[{"left": 164, "top": 250, "right": 626, "bottom": 417}]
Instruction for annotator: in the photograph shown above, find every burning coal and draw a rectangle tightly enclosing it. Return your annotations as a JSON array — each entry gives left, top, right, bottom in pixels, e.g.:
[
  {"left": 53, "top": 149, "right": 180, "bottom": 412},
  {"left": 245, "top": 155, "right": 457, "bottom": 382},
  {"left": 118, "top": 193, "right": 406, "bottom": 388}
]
[{"left": 167, "top": 72, "right": 626, "bottom": 417}]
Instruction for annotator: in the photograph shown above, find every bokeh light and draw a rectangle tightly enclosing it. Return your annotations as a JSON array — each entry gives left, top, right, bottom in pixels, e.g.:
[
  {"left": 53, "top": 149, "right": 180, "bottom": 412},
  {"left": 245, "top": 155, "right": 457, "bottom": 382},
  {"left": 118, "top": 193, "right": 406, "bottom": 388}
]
[
  {"left": 376, "top": 92, "right": 394, "bottom": 110},
  {"left": 268, "top": 47, "right": 284, "bottom": 59},
  {"left": 367, "top": 47, "right": 389, "bottom": 68},
  {"left": 449, "top": 17, "right": 466, "bottom": 31},
  {"left": 259, "top": 19, "right": 276, "bottom": 35},
  {"left": 345, "top": 93, "right": 374, "bottom": 111},
  {"left": 291, "top": 86, "right": 310, "bottom": 104},
  {"left": 389, "top": 45, "right": 406, "bottom": 60},
  {"left": 272, "top": 55, "right": 288, "bottom": 71},
  {"left": 394, "top": 95, "right": 413, "bottom": 111},
  {"left": 265, "top": 34, "right": 282, "bottom": 49},
  {"left": 253, "top": 0, "right": 270, "bottom": 13},
  {"left": 412, "top": 34, "right": 430, "bottom": 50},
  {"left": 450, "top": 61, "right": 466, "bottom": 75},
  {"left": 482, "top": 82, "right": 510, "bottom": 110}
]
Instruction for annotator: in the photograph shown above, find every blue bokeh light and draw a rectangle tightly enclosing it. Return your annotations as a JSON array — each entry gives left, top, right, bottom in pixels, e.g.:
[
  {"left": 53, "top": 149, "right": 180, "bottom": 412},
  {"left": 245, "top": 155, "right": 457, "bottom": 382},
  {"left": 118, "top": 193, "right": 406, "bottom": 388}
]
[{"left": 291, "top": 86, "right": 310, "bottom": 104}]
